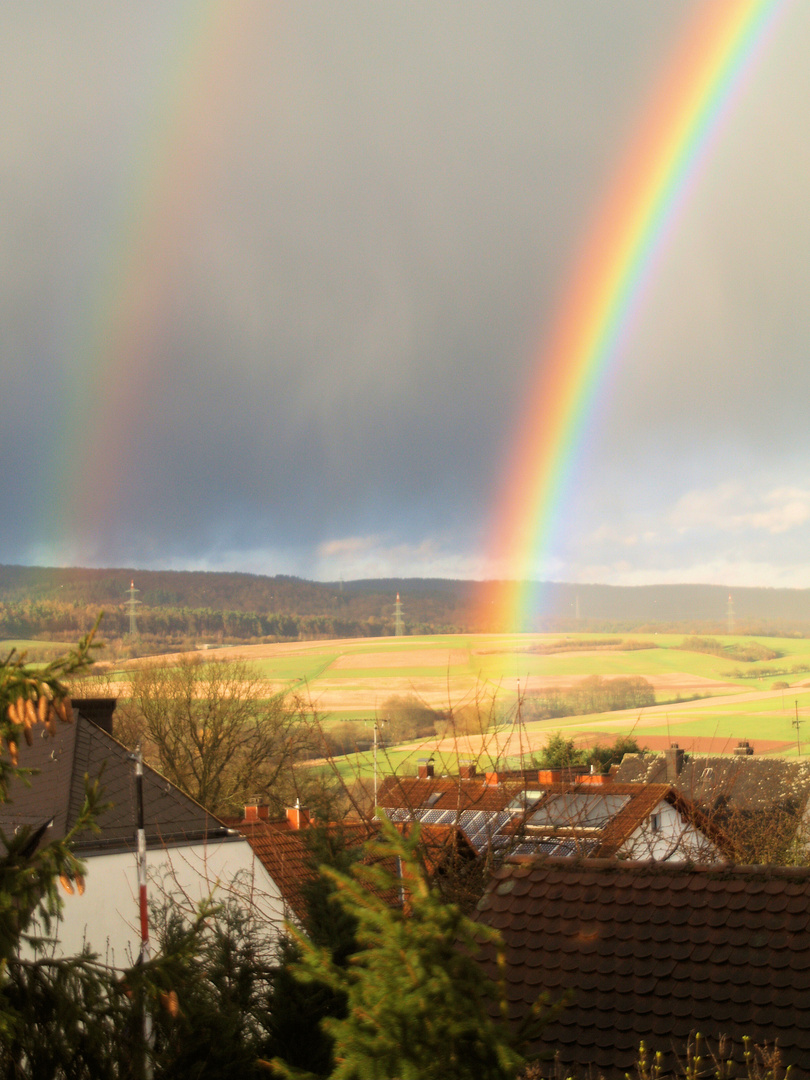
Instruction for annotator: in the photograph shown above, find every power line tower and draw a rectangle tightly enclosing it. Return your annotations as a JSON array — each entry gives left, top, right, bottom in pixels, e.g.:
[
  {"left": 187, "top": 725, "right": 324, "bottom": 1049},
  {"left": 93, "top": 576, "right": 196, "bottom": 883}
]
[
  {"left": 394, "top": 593, "right": 404, "bottom": 637},
  {"left": 727, "top": 594, "right": 735, "bottom": 636},
  {"left": 127, "top": 580, "right": 141, "bottom": 637}
]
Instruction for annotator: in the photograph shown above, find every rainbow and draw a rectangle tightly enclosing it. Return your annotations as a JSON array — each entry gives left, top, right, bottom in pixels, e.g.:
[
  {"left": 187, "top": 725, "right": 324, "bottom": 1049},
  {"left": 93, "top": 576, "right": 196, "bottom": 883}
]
[
  {"left": 486, "top": 0, "right": 791, "bottom": 631},
  {"left": 43, "top": 3, "right": 279, "bottom": 563}
]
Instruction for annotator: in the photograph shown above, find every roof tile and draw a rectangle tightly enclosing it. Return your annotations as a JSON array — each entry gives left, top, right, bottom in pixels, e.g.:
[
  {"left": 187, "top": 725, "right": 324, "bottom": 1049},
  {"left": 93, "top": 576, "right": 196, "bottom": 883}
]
[{"left": 473, "top": 857, "right": 810, "bottom": 1078}]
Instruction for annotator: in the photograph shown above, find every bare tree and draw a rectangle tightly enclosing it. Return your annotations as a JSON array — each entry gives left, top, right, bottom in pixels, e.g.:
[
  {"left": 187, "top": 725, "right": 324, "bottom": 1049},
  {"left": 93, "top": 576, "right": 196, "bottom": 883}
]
[{"left": 120, "top": 655, "right": 320, "bottom": 816}]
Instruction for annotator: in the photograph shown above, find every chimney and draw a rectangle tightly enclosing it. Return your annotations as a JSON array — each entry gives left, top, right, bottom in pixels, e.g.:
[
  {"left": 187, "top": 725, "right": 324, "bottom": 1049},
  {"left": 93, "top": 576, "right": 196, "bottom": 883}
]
[
  {"left": 417, "top": 759, "right": 435, "bottom": 779},
  {"left": 663, "top": 744, "right": 685, "bottom": 781},
  {"left": 73, "top": 697, "right": 117, "bottom": 736},
  {"left": 243, "top": 796, "right": 270, "bottom": 823},
  {"left": 286, "top": 801, "right": 311, "bottom": 830},
  {"left": 458, "top": 762, "right": 477, "bottom": 779},
  {"left": 537, "top": 766, "right": 589, "bottom": 785},
  {"left": 485, "top": 771, "right": 500, "bottom": 786},
  {"left": 733, "top": 740, "right": 754, "bottom": 756}
]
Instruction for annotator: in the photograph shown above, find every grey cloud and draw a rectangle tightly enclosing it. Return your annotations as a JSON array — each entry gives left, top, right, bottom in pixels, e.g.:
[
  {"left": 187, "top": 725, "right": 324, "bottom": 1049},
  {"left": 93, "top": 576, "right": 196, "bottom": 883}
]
[{"left": 2, "top": 2, "right": 809, "bottom": 586}]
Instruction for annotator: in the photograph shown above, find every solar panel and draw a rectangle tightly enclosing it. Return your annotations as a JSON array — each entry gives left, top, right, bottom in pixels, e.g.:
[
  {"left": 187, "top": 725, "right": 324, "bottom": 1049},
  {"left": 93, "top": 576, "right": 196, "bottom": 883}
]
[{"left": 528, "top": 792, "right": 630, "bottom": 829}]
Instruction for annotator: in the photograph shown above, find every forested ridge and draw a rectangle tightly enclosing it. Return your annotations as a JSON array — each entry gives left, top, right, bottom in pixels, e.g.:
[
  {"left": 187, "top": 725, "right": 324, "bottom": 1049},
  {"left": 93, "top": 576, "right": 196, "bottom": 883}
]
[{"left": 3, "top": 565, "right": 810, "bottom": 644}]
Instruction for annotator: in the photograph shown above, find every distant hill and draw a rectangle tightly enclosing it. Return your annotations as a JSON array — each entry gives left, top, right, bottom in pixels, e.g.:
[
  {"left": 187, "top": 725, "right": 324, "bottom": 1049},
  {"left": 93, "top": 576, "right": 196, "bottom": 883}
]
[{"left": 2, "top": 565, "right": 810, "bottom": 644}]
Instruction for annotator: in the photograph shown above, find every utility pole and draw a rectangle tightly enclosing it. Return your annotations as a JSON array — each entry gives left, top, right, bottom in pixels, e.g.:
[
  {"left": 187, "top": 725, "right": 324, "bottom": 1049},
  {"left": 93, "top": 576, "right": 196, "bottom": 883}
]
[
  {"left": 127, "top": 580, "right": 141, "bottom": 637},
  {"left": 793, "top": 701, "right": 803, "bottom": 757},
  {"left": 373, "top": 718, "right": 388, "bottom": 809},
  {"left": 131, "top": 746, "right": 153, "bottom": 1078}
]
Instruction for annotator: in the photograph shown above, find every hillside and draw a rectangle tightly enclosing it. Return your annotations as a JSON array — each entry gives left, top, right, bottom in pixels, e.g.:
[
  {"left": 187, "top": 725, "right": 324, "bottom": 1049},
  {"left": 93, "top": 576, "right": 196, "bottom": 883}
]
[{"left": 2, "top": 565, "right": 810, "bottom": 642}]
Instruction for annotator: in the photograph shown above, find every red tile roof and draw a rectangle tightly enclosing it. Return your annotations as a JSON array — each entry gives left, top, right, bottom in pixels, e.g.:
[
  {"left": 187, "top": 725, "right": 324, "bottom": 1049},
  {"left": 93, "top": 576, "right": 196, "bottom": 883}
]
[
  {"left": 473, "top": 857, "right": 810, "bottom": 1078},
  {"left": 233, "top": 817, "right": 476, "bottom": 921},
  {"left": 378, "top": 775, "right": 733, "bottom": 860}
]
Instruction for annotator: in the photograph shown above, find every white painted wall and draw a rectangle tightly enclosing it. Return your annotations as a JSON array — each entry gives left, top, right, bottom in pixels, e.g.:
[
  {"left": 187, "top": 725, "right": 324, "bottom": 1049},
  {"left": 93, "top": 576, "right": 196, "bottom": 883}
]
[
  {"left": 41, "top": 838, "right": 284, "bottom": 967},
  {"left": 622, "top": 800, "right": 719, "bottom": 862}
]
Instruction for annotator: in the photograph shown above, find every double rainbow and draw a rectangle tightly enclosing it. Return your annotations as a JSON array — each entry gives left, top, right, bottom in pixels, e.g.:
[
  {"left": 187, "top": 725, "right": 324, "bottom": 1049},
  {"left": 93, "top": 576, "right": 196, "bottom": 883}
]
[{"left": 487, "top": 0, "right": 790, "bottom": 631}]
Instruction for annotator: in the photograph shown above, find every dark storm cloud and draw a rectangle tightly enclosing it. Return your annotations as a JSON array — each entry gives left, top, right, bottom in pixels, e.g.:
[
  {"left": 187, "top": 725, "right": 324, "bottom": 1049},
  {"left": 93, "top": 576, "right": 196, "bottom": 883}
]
[{"left": 2, "top": 2, "right": 809, "bottom": 585}]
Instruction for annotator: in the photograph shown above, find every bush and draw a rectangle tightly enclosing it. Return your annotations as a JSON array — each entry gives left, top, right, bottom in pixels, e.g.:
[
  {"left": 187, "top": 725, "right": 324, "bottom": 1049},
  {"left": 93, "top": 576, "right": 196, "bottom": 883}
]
[
  {"left": 322, "top": 722, "right": 375, "bottom": 757},
  {"left": 380, "top": 695, "right": 441, "bottom": 744}
]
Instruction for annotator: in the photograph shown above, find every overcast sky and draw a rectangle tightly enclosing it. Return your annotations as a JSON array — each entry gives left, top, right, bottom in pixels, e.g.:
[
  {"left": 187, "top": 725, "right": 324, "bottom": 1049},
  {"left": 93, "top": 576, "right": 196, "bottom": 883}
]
[{"left": 3, "top": 1, "right": 810, "bottom": 588}]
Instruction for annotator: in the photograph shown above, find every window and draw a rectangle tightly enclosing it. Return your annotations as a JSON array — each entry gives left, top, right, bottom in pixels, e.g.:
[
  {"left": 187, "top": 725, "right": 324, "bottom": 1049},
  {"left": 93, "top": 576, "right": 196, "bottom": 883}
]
[{"left": 506, "top": 790, "right": 545, "bottom": 811}]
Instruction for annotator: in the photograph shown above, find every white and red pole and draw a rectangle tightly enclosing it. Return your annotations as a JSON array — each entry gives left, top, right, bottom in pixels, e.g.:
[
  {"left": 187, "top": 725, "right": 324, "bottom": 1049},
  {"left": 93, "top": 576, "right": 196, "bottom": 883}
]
[
  {"left": 134, "top": 745, "right": 149, "bottom": 963},
  {"left": 133, "top": 746, "right": 153, "bottom": 1078}
]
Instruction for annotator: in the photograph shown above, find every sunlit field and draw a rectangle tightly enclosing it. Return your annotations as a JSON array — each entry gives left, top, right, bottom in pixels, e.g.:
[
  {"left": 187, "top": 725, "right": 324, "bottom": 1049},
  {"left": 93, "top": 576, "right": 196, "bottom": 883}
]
[{"left": 82, "top": 632, "right": 810, "bottom": 774}]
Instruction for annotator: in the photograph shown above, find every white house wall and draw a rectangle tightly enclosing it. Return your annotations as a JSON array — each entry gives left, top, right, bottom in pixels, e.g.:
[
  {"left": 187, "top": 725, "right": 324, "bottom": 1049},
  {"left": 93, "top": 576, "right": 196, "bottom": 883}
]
[
  {"left": 45, "top": 838, "right": 284, "bottom": 967},
  {"left": 622, "top": 800, "right": 719, "bottom": 862}
]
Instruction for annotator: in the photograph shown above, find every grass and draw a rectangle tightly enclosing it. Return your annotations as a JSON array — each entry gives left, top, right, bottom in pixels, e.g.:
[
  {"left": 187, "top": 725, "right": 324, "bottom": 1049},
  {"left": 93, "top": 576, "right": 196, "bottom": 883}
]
[
  {"left": 95, "top": 632, "right": 810, "bottom": 771},
  {"left": 0, "top": 639, "right": 70, "bottom": 653}
]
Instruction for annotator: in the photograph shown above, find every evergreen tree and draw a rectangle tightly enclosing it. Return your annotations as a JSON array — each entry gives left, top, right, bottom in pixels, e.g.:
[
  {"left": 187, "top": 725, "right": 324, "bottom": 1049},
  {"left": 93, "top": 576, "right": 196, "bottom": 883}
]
[
  {"left": 268, "top": 817, "right": 532, "bottom": 1080},
  {"left": 262, "top": 826, "right": 363, "bottom": 1077},
  {"left": 0, "top": 628, "right": 101, "bottom": 990}
]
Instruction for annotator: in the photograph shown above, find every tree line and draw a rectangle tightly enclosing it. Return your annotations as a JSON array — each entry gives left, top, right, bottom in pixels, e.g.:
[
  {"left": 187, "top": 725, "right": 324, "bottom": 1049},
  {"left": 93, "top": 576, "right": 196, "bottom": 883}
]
[
  {"left": 522, "top": 675, "right": 656, "bottom": 720},
  {"left": 0, "top": 600, "right": 454, "bottom": 649}
]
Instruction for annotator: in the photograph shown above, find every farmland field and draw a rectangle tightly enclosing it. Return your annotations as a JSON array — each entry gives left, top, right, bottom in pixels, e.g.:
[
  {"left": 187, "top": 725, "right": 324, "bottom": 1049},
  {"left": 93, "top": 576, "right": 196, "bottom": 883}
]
[{"left": 89, "top": 632, "right": 810, "bottom": 769}]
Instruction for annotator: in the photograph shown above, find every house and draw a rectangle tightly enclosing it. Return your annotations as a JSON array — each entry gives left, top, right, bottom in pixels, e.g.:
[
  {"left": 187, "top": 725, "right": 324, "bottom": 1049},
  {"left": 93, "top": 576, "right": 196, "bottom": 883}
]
[
  {"left": 614, "top": 743, "right": 810, "bottom": 861},
  {"left": 0, "top": 699, "right": 284, "bottom": 965},
  {"left": 226, "top": 797, "right": 479, "bottom": 921},
  {"left": 377, "top": 763, "right": 729, "bottom": 862},
  {"left": 473, "top": 856, "right": 810, "bottom": 1078}
]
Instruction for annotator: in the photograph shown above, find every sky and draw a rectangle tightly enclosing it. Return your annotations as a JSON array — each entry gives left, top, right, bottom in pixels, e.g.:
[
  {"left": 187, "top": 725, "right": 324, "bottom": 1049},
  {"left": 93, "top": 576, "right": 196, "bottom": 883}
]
[{"left": 3, "top": 1, "right": 810, "bottom": 589}]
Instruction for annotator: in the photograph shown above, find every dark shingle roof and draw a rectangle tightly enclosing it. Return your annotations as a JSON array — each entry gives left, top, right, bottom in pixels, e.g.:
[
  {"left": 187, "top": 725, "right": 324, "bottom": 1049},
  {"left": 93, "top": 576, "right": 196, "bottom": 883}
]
[
  {"left": 615, "top": 752, "right": 810, "bottom": 811},
  {"left": 473, "top": 857, "right": 810, "bottom": 1078},
  {"left": 0, "top": 705, "right": 233, "bottom": 854}
]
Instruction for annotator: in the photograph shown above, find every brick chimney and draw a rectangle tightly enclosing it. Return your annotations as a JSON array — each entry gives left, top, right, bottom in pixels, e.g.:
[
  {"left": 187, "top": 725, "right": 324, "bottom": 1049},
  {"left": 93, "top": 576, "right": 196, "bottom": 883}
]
[
  {"left": 458, "top": 762, "right": 477, "bottom": 779},
  {"left": 417, "top": 759, "right": 435, "bottom": 779},
  {"left": 73, "top": 697, "right": 117, "bottom": 736},
  {"left": 286, "top": 801, "right": 311, "bottom": 830},
  {"left": 243, "top": 796, "right": 270, "bottom": 823},
  {"left": 733, "top": 740, "right": 754, "bottom": 756},
  {"left": 664, "top": 744, "right": 685, "bottom": 781},
  {"left": 537, "top": 766, "right": 589, "bottom": 785}
]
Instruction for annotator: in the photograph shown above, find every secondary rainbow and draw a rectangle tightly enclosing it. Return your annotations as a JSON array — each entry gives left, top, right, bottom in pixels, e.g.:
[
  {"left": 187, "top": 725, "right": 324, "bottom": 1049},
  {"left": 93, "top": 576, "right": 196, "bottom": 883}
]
[
  {"left": 44, "top": 2, "right": 278, "bottom": 562},
  {"left": 486, "top": 0, "right": 791, "bottom": 631}
]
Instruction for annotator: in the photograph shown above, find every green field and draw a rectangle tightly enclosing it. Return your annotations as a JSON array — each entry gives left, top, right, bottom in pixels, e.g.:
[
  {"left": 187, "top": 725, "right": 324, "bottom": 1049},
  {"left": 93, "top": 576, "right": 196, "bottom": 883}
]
[{"left": 93, "top": 632, "right": 810, "bottom": 772}]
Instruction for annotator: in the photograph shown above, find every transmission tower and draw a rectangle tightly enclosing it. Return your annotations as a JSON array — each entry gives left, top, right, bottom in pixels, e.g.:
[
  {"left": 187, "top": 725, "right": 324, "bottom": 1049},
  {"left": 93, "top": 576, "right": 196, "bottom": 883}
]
[
  {"left": 127, "top": 580, "right": 141, "bottom": 637},
  {"left": 394, "top": 592, "right": 404, "bottom": 637},
  {"left": 727, "top": 594, "right": 735, "bottom": 636}
]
